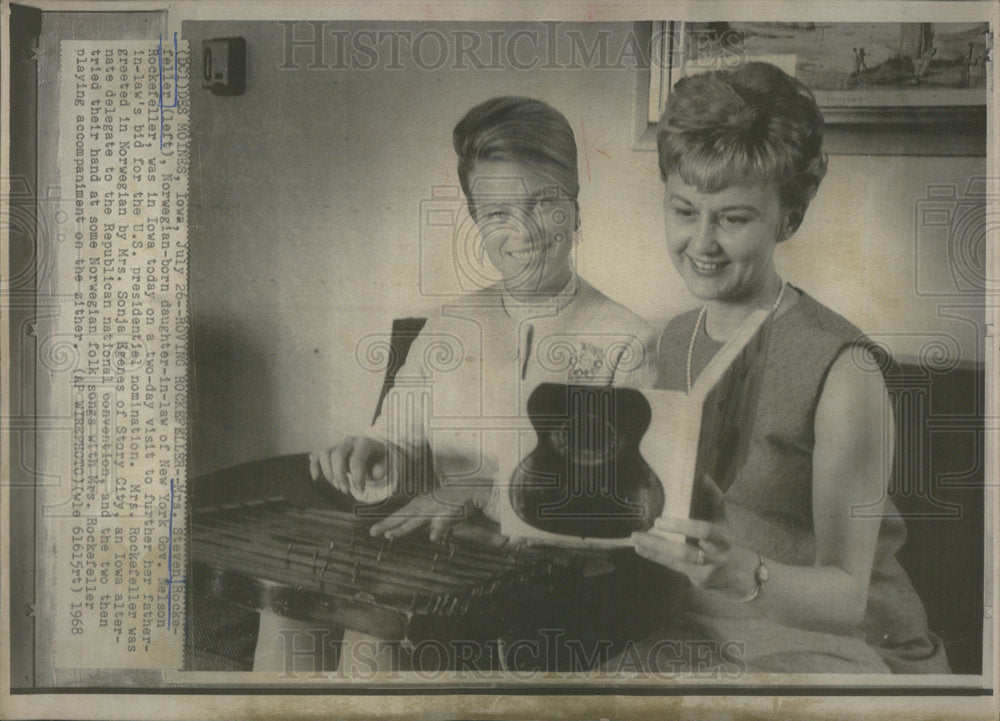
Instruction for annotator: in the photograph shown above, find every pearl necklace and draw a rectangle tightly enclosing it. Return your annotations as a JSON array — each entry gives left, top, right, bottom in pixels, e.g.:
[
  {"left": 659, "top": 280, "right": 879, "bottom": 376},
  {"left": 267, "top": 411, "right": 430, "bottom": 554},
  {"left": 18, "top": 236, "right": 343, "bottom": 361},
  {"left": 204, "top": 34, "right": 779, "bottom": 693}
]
[{"left": 686, "top": 281, "right": 787, "bottom": 394}]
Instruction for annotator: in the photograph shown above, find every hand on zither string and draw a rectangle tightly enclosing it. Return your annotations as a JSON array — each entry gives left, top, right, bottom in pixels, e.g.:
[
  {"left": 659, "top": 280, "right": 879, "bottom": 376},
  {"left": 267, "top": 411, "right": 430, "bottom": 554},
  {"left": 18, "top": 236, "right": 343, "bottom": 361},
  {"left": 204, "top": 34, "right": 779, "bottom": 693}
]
[{"left": 366, "top": 480, "right": 493, "bottom": 542}]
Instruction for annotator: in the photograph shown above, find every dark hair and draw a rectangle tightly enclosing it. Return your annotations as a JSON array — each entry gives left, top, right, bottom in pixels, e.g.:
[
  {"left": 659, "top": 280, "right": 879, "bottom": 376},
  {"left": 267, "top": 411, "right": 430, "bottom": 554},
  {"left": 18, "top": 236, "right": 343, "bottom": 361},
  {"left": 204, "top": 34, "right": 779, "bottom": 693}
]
[
  {"left": 657, "top": 62, "right": 828, "bottom": 231},
  {"left": 453, "top": 97, "right": 580, "bottom": 216}
]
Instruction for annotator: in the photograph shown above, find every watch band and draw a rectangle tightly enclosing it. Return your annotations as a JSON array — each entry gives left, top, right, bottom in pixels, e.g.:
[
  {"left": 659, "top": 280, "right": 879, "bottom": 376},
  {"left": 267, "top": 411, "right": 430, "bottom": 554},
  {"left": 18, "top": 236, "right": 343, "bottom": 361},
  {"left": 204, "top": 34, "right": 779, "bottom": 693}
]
[{"left": 737, "top": 552, "right": 769, "bottom": 604}]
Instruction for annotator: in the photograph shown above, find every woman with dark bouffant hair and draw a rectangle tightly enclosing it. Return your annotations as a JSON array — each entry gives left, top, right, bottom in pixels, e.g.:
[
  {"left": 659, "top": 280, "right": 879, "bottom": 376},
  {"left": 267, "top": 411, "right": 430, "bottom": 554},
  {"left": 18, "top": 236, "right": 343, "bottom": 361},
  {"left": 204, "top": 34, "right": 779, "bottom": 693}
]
[
  {"left": 247, "top": 97, "right": 656, "bottom": 673},
  {"left": 627, "top": 62, "right": 949, "bottom": 674},
  {"left": 311, "top": 96, "right": 654, "bottom": 528},
  {"left": 251, "top": 97, "right": 655, "bottom": 672}
]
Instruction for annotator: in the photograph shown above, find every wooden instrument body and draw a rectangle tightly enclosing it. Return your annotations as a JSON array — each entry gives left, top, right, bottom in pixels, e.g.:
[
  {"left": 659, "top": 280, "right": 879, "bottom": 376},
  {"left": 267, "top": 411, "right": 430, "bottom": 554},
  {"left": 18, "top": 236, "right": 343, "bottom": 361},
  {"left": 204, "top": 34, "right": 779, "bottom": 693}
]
[
  {"left": 191, "top": 499, "right": 585, "bottom": 645},
  {"left": 498, "top": 308, "right": 777, "bottom": 548},
  {"left": 508, "top": 384, "right": 665, "bottom": 539}
]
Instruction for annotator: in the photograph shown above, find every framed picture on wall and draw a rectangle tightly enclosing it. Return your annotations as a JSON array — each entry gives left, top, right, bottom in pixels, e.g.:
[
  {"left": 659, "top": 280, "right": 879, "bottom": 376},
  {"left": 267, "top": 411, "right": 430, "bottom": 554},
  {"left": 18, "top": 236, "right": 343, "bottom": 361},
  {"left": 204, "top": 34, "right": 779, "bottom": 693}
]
[{"left": 647, "top": 20, "right": 990, "bottom": 126}]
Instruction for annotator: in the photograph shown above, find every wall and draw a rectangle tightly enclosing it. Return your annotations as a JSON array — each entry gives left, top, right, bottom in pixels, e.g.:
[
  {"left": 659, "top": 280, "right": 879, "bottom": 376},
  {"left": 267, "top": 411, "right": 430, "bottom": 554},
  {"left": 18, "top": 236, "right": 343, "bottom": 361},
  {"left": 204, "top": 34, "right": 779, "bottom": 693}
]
[{"left": 184, "top": 20, "right": 987, "bottom": 476}]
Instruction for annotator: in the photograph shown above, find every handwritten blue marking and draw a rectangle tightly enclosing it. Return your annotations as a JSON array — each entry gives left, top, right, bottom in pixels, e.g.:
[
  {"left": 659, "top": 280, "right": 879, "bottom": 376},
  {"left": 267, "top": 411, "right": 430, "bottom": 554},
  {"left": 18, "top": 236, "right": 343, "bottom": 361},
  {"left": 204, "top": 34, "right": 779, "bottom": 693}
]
[
  {"left": 168, "top": 478, "right": 174, "bottom": 574},
  {"left": 165, "top": 477, "right": 185, "bottom": 631},
  {"left": 157, "top": 33, "right": 179, "bottom": 151}
]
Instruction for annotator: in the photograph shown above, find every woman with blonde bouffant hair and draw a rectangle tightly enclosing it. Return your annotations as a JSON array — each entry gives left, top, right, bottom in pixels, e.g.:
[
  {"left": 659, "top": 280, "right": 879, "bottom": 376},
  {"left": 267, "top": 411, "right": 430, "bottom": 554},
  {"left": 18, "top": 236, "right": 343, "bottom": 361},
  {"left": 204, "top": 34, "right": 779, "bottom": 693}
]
[{"left": 626, "top": 62, "right": 949, "bottom": 674}]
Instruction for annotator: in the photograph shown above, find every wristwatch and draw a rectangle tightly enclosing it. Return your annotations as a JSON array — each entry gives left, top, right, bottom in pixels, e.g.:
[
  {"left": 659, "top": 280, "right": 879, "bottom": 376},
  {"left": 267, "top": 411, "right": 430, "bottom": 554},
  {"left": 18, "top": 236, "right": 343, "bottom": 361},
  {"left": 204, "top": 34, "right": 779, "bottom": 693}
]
[{"left": 737, "top": 552, "right": 769, "bottom": 604}]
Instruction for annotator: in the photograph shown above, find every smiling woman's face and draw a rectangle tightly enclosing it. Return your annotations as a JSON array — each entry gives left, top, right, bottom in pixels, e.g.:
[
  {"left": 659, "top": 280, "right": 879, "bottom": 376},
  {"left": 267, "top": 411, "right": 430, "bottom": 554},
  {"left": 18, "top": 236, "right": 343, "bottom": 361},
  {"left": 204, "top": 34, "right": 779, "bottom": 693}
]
[
  {"left": 663, "top": 173, "right": 792, "bottom": 306},
  {"left": 467, "top": 159, "right": 577, "bottom": 296}
]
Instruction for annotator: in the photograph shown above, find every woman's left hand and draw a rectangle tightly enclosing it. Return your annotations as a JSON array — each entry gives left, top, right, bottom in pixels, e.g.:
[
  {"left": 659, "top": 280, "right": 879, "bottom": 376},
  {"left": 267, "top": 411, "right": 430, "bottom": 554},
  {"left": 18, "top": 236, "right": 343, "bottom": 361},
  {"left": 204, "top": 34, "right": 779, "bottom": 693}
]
[
  {"left": 367, "top": 481, "right": 492, "bottom": 541},
  {"left": 631, "top": 474, "right": 758, "bottom": 598}
]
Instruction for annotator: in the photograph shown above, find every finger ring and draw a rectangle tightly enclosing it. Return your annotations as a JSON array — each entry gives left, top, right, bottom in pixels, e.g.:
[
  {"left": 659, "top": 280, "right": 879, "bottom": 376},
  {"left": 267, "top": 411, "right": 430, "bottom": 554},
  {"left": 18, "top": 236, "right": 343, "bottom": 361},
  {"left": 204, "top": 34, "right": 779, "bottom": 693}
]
[{"left": 696, "top": 547, "right": 706, "bottom": 566}]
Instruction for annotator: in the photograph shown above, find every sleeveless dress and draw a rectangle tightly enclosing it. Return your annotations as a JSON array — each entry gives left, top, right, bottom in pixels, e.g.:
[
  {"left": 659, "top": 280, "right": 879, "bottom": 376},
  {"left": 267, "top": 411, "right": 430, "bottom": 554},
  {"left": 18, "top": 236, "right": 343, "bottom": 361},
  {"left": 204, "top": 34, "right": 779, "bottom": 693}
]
[{"left": 637, "top": 288, "right": 949, "bottom": 674}]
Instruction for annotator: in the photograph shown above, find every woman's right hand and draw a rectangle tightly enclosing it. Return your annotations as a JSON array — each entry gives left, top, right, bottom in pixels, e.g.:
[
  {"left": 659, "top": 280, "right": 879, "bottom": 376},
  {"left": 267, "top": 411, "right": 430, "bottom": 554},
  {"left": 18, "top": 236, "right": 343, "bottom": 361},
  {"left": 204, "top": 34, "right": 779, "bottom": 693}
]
[{"left": 310, "top": 436, "right": 392, "bottom": 502}]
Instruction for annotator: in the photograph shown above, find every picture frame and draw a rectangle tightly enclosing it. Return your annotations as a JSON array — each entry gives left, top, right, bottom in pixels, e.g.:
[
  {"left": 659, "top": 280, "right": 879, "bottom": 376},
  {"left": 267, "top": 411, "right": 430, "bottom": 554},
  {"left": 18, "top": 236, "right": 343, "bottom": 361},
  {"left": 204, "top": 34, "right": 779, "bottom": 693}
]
[{"left": 639, "top": 20, "right": 988, "bottom": 154}]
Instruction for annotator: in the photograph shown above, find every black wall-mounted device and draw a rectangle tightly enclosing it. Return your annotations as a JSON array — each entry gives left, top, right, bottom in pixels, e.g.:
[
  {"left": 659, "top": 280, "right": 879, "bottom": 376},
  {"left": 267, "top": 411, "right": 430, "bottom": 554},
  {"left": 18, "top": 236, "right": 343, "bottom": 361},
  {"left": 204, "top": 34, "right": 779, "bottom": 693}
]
[{"left": 201, "top": 37, "right": 246, "bottom": 96}]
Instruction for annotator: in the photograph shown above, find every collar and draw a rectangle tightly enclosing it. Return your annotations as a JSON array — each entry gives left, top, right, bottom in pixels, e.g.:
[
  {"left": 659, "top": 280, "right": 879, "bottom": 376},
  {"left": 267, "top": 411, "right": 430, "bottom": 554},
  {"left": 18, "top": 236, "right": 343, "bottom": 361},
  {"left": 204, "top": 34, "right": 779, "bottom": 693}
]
[{"left": 500, "top": 274, "right": 580, "bottom": 318}]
